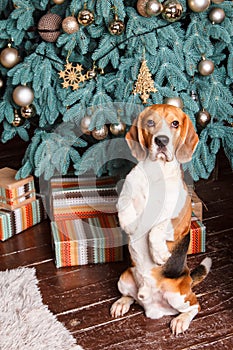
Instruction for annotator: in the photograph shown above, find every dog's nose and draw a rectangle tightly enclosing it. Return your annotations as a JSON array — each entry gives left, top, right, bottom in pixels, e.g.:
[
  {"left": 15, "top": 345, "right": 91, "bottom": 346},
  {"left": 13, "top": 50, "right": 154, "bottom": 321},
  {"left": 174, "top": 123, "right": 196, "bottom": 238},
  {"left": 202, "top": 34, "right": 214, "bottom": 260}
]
[{"left": 154, "top": 135, "right": 169, "bottom": 147}]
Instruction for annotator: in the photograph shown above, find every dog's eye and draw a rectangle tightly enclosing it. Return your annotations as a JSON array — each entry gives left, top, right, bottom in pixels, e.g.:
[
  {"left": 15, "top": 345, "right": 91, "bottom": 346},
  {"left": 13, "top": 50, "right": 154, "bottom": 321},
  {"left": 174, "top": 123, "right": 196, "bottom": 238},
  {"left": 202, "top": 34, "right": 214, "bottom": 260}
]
[
  {"left": 171, "top": 120, "right": 179, "bottom": 128},
  {"left": 146, "top": 120, "right": 155, "bottom": 127}
]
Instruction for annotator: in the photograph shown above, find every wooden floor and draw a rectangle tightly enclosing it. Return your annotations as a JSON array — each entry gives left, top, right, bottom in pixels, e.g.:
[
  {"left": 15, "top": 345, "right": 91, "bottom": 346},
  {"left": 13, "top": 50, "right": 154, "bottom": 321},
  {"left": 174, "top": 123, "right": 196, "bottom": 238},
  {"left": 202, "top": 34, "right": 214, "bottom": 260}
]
[{"left": 0, "top": 154, "right": 233, "bottom": 349}]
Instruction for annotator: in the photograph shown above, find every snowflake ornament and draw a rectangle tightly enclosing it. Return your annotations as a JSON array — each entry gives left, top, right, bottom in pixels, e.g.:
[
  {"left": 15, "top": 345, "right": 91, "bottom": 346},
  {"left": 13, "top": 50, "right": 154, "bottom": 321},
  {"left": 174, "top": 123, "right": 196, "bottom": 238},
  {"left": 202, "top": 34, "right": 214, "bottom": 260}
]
[{"left": 58, "top": 61, "right": 87, "bottom": 90}]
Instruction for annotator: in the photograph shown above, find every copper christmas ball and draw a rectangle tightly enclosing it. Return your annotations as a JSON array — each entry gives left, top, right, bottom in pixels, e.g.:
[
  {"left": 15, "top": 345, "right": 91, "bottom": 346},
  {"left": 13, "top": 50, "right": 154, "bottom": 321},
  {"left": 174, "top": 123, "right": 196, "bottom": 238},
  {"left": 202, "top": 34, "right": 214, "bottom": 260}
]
[
  {"left": 0, "top": 47, "right": 20, "bottom": 68},
  {"left": 20, "top": 104, "right": 36, "bottom": 119},
  {"left": 62, "top": 16, "right": 79, "bottom": 34},
  {"left": 108, "top": 17, "right": 125, "bottom": 35},
  {"left": 164, "top": 96, "right": 184, "bottom": 109},
  {"left": 12, "top": 110, "right": 24, "bottom": 127},
  {"left": 92, "top": 125, "right": 108, "bottom": 140},
  {"left": 146, "top": 0, "right": 164, "bottom": 16},
  {"left": 187, "top": 0, "right": 210, "bottom": 13},
  {"left": 110, "top": 122, "right": 126, "bottom": 136},
  {"left": 162, "top": 0, "right": 183, "bottom": 22},
  {"left": 52, "top": 0, "right": 65, "bottom": 4},
  {"left": 38, "top": 13, "right": 62, "bottom": 42},
  {"left": 198, "top": 58, "right": 214, "bottom": 76},
  {"left": 208, "top": 8, "right": 225, "bottom": 24},
  {"left": 12, "top": 85, "right": 34, "bottom": 107},
  {"left": 196, "top": 109, "right": 211, "bottom": 127},
  {"left": 137, "top": 0, "right": 150, "bottom": 17},
  {"left": 77, "top": 9, "right": 94, "bottom": 26},
  {"left": 81, "top": 115, "right": 92, "bottom": 129}
]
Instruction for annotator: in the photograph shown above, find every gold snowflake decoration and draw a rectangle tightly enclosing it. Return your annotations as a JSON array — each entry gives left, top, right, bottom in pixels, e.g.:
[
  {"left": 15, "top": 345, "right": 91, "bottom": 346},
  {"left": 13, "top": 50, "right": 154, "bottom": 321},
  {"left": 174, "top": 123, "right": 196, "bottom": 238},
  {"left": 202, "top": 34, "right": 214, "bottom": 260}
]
[
  {"left": 132, "top": 60, "right": 158, "bottom": 104},
  {"left": 58, "top": 62, "right": 87, "bottom": 90}
]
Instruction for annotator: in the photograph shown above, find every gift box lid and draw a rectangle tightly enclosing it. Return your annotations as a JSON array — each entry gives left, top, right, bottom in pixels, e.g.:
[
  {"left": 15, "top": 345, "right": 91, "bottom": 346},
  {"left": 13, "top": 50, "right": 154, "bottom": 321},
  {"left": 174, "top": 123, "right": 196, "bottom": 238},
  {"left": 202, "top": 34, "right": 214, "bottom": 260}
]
[{"left": 0, "top": 167, "right": 34, "bottom": 189}]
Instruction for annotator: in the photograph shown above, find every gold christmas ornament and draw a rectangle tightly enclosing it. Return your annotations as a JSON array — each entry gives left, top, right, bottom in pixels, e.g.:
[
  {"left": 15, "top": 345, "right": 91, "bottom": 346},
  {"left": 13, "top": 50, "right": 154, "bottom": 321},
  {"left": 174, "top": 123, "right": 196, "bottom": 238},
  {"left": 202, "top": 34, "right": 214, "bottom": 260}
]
[
  {"left": 62, "top": 16, "right": 79, "bottom": 34},
  {"left": 0, "top": 77, "right": 4, "bottom": 89},
  {"left": 92, "top": 125, "right": 108, "bottom": 140},
  {"left": 162, "top": 0, "right": 183, "bottom": 22},
  {"left": 20, "top": 104, "right": 36, "bottom": 119},
  {"left": 133, "top": 59, "right": 158, "bottom": 104},
  {"left": 38, "top": 13, "right": 62, "bottom": 42},
  {"left": 208, "top": 8, "right": 225, "bottom": 24},
  {"left": 52, "top": 0, "right": 65, "bottom": 4},
  {"left": 196, "top": 109, "right": 211, "bottom": 127},
  {"left": 59, "top": 61, "right": 87, "bottom": 90},
  {"left": 12, "top": 110, "right": 23, "bottom": 127},
  {"left": 77, "top": 9, "right": 94, "bottom": 26},
  {"left": 137, "top": 0, "right": 150, "bottom": 17},
  {"left": 0, "top": 45, "right": 20, "bottom": 68},
  {"left": 146, "top": 0, "right": 164, "bottom": 16},
  {"left": 164, "top": 96, "right": 184, "bottom": 109},
  {"left": 108, "top": 15, "right": 125, "bottom": 35},
  {"left": 110, "top": 122, "right": 126, "bottom": 136},
  {"left": 187, "top": 0, "right": 210, "bottom": 13},
  {"left": 12, "top": 85, "right": 34, "bottom": 107},
  {"left": 81, "top": 115, "right": 92, "bottom": 134},
  {"left": 198, "top": 57, "right": 214, "bottom": 76}
]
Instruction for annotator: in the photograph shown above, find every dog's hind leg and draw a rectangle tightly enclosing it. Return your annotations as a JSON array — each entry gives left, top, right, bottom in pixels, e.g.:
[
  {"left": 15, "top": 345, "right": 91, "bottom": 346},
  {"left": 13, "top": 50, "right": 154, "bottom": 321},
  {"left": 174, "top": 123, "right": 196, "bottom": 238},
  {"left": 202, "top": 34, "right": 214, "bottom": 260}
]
[{"left": 110, "top": 268, "right": 137, "bottom": 318}]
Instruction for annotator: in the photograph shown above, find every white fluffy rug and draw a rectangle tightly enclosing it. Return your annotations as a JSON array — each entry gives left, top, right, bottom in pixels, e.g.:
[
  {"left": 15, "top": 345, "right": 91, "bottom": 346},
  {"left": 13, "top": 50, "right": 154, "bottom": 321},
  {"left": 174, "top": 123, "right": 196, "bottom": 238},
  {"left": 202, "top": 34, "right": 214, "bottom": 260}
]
[{"left": 0, "top": 267, "right": 84, "bottom": 350}]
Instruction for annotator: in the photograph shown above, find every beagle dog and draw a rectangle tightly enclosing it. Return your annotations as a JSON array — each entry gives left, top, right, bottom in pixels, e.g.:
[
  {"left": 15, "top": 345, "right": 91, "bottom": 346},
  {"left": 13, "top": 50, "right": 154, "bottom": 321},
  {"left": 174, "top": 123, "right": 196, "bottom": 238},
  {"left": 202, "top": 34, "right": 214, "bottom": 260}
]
[{"left": 111, "top": 104, "right": 211, "bottom": 335}]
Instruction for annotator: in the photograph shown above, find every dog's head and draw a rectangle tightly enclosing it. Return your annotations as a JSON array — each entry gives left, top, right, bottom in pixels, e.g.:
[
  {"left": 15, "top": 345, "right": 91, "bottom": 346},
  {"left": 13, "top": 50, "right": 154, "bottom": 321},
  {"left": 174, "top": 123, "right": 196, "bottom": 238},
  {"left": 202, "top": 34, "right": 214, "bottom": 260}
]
[{"left": 126, "top": 104, "right": 199, "bottom": 163}]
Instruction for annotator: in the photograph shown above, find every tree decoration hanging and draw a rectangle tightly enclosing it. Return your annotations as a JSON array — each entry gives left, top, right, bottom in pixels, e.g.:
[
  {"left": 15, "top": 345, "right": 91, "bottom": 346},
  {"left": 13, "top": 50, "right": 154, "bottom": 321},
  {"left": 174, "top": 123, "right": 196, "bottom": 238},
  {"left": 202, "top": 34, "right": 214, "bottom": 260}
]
[
  {"left": 0, "top": 43, "right": 20, "bottom": 68},
  {"left": 59, "top": 61, "right": 87, "bottom": 90},
  {"left": 38, "top": 13, "right": 62, "bottom": 42},
  {"left": 146, "top": 0, "right": 164, "bottom": 16},
  {"left": 92, "top": 125, "right": 108, "bottom": 140},
  {"left": 196, "top": 109, "right": 211, "bottom": 128},
  {"left": 198, "top": 56, "right": 214, "bottom": 76},
  {"left": 62, "top": 16, "right": 79, "bottom": 34},
  {"left": 12, "top": 110, "right": 23, "bottom": 127},
  {"left": 12, "top": 85, "right": 34, "bottom": 107},
  {"left": 161, "top": 0, "right": 183, "bottom": 22},
  {"left": 163, "top": 96, "right": 184, "bottom": 109},
  {"left": 187, "top": 0, "right": 211, "bottom": 13},
  {"left": 132, "top": 60, "right": 158, "bottom": 104},
  {"left": 208, "top": 8, "right": 225, "bottom": 24},
  {"left": 77, "top": 5, "right": 94, "bottom": 26},
  {"left": 20, "top": 105, "right": 36, "bottom": 119}
]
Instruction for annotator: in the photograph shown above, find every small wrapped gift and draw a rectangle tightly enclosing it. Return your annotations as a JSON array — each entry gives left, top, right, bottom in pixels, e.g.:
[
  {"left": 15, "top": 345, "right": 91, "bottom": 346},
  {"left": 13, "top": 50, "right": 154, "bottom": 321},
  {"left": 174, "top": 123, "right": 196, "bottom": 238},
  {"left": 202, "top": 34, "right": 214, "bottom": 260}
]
[
  {"left": 51, "top": 214, "right": 126, "bottom": 268},
  {"left": 188, "top": 216, "right": 206, "bottom": 254},
  {"left": 50, "top": 175, "right": 118, "bottom": 221},
  {"left": 0, "top": 196, "right": 47, "bottom": 241},
  {"left": 0, "top": 167, "right": 35, "bottom": 210}
]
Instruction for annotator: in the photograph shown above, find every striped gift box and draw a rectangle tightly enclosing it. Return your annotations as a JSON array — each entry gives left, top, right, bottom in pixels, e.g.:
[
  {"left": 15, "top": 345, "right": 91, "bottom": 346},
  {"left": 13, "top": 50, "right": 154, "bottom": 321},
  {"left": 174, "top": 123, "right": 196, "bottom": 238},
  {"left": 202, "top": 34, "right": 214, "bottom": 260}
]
[
  {"left": 51, "top": 215, "right": 126, "bottom": 267},
  {"left": 0, "top": 196, "right": 47, "bottom": 241},
  {"left": 188, "top": 218, "right": 206, "bottom": 254},
  {"left": 50, "top": 175, "right": 119, "bottom": 220},
  {"left": 0, "top": 167, "right": 35, "bottom": 210}
]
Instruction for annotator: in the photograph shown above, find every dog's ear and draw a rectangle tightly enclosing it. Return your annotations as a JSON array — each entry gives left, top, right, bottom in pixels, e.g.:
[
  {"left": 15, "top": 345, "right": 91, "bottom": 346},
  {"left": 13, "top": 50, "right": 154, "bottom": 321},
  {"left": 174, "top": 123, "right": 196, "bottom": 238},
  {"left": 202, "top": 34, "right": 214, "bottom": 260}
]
[
  {"left": 175, "top": 112, "right": 199, "bottom": 164},
  {"left": 126, "top": 115, "right": 147, "bottom": 161}
]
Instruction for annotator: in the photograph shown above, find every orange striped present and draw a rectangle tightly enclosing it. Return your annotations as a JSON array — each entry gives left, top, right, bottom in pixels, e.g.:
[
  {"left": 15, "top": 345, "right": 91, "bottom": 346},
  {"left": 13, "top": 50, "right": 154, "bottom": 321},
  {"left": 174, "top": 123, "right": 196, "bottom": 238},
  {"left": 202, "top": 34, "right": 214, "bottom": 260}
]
[
  {"left": 188, "top": 218, "right": 206, "bottom": 254},
  {"left": 51, "top": 214, "right": 127, "bottom": 267}
]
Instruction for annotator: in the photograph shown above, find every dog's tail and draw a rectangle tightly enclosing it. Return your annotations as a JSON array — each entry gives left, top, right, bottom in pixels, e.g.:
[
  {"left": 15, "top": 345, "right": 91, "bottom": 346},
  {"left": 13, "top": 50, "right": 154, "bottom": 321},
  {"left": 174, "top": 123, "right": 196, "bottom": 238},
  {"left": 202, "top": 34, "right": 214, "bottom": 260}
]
[{"left": 190, "top": 257, "right": 212, "bottom": 287}]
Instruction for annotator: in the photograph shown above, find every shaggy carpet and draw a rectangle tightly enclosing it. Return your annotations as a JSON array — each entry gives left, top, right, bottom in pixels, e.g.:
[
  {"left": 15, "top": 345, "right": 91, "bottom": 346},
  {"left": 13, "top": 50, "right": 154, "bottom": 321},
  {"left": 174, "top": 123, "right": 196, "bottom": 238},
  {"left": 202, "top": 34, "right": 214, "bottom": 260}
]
[{"left": 0, "top": 267, "right": 84, "bottom": 350}]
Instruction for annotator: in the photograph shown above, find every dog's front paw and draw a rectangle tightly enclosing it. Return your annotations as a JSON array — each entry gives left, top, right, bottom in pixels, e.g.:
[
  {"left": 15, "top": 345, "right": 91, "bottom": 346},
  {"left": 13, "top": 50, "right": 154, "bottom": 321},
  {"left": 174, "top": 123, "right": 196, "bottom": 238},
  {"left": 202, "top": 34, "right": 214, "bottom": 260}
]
[
  {"left": 150, "top": 249, "right": 171, "bottom": 265},
  {"left": 170, "top": 313, "right": 191, "bottom": 336},
  {"left": 110, "top": 296, "right": 134, "bottom": 318}
]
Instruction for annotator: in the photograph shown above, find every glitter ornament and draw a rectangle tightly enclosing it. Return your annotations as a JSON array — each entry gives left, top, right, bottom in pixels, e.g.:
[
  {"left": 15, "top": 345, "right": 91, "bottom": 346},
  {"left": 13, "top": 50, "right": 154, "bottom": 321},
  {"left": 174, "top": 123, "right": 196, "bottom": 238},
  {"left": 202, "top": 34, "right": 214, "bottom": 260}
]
[
  {"left": 59, "top": 61, "right": 87, "bottom": 90},
  {"left": 62, "top": 16, "right": 79, "bottom": 34},
  {"left": 38, "top": 13, "right": 62, "bottom": 42},
  {"left": 133, "top": 60, "right": 158, "bottom": 104},
  {"left": 0, "top": 45, "right": 20, "bottom": 68},
  {"left": 12, "top": 85, "right": 34, "bottom": 107}
]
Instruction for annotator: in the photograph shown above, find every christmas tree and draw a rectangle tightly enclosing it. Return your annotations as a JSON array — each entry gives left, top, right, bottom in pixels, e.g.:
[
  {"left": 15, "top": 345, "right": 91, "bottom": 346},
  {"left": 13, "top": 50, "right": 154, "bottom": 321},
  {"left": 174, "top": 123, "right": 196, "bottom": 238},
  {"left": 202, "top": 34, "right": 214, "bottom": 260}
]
[{"left": 0, "top": 0, "right": 232, "bottom": 181}]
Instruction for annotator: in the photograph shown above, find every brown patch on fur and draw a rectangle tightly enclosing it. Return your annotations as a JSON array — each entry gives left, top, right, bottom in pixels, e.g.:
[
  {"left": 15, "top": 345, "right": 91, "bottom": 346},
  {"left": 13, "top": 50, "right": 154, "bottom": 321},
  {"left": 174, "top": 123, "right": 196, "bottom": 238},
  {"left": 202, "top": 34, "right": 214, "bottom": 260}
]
[{"left": 121, "top": 267, "right": 135, "bottom": 285}]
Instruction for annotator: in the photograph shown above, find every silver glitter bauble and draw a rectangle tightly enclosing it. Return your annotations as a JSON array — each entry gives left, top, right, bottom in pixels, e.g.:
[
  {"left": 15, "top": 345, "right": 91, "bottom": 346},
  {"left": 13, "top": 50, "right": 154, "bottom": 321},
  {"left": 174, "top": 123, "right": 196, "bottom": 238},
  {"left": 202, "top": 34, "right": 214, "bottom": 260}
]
[
  {"left": 208, "top": 8, "right": 225, "bottom": 24},
  {"left": 164, "top": 96, "right": 184, "bottom": 109},
  {"left": 12, "top": 85, "right": 34, "bottom": 107},
  {"left": 187, "top": 0, "right": 211, "bottom": 13},
  {"left": 62, "top": 16, "right": 79, "bottom": 34}
]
